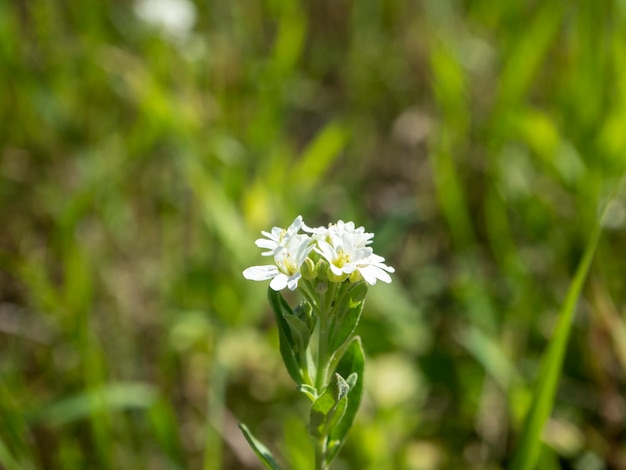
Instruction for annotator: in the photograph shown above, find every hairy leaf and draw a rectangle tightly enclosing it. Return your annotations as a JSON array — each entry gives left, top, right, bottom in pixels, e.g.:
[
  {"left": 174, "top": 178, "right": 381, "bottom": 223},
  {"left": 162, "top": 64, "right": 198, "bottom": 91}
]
[
  {"left": 268, "top": 288, "right": 302, "bottom": 385},
  {"left": 309, "top": 373, "right": 349, "bottom": 439},
  {"left": 328, "top": 337, "right": 365, "bottom": 462},
  {"left": 239, "top": 423, "right": 282, "bottom": 470}
]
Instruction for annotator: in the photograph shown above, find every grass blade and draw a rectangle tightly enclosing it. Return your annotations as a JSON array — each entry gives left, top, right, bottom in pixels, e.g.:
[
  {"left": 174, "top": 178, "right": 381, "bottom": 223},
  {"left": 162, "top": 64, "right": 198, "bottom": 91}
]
[
  {"left": 28, "top": 382, "right": 157, "bottom": 426},
  {"left": 0, "top": 437, "right": 20, "bottom": 470},
  {"left": 509, "top": 222, "right": 601, "bottom": 470}
]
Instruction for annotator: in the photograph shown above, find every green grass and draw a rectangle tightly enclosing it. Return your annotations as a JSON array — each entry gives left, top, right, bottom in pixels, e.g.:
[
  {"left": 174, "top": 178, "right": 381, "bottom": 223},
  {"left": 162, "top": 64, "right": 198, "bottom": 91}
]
[
  {"left": 2, "top": 0, "right": 626, "bottom": 468},
  {"left": 510, "top": 211, "right": 603, "bottom": 470}
]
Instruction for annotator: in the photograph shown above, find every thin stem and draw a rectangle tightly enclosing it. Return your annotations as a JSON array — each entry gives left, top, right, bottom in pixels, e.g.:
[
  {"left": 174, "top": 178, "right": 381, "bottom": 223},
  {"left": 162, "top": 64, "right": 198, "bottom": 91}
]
[
  {"left": 300, "top": 349, "right": 315, "bottom": 387},
  {"left": 300, "top": 280, "right": 320, "bottom": 311},
  {"left": 315, "top": 306, "right": 329, "bottom": 392},
  {"left": 325, "top": 282, "right": 362, "bottom": 376},
  {"left": 324, "top": 282, "right": 338, "bottom": 313},
  {"left": 314, "top": 314, "right": 329, "bottom": 470},
  {"left": 314, "top": 281, "right": 338, "bottom": 470},
  {"left": 315, "top": 437, "right": 327, "bottom": 470},
  {"left": 326, "top": 282, "right": 351, "bottom": 340},
  {"left": 315, "top": 282, "right": 337, "bottom": 391}
]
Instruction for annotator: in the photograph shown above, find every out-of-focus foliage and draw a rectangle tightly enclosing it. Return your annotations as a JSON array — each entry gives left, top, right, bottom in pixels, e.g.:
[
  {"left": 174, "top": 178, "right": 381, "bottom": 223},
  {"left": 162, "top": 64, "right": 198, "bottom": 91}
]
[{"left": 1, "top": 0, "right": 626, "bottom": 468}]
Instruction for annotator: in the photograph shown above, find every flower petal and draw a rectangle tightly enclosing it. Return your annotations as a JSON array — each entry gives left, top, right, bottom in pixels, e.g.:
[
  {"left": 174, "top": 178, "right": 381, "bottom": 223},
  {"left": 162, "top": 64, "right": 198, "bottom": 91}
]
[
  {"left": 329, "top": 263, "right": 343, "bottom": 276},
  {"left": 269, "top": 273, "right": 289, "bottom": 291},
  {"left": 288, "top": 215, "right": 303, "bottom": 231},
  {"left": 243, "top": 265, "right": 279, "bottom": 281},
  {"left": 372, "top": 261, "right": 395, "bottom": 273},
  {"left": 342, "top": 263, "right": 356, "bottom": 274},
  {"left": 315, "top": 240, "right": 335, "bottom": 261},
  {"left": 360, "top": 265, "right": 392, "bottom": 284},
  {"left": 286, "top": 273, "right": 302, "bottom": 291},
  {"left": 255, "top": 239, "right": 277, "bottom": 249},
  {"left": 359, "top": 265, "right": 377, "bottom": 285}
]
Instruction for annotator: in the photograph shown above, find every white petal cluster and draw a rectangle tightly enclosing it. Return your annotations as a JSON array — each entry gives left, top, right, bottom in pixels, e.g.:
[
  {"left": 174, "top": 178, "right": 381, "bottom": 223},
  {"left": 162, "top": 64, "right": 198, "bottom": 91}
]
[
  {"left": 243, "top": 216, "right": 394, "bottom": 291},
  {"left": 244, "top": 234, "right": 313, "bottom": 291},
  {"left": 255, "top": 215, "right": 305, "bottom": 256},
  {"left": 313, "top": 221, "right": 393, "bottom": 284},
  {"left": 304, "top": 220, "right": 374, "bottom": 248}
]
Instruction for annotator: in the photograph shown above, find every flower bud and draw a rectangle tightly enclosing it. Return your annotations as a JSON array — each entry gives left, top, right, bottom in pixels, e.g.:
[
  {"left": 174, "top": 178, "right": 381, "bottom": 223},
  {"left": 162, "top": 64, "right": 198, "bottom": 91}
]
[
  {"left": 348, "top": 270, "right": 363, "bottom": 283},
  {"left": 316, "top": 258, "right": 329, "bottom": 281},
  {"left": 328, "top": 269, "right": 348, "bottom": 283},
  {"left": 301, "top": 257, "right": 317, "bottom": 280}
]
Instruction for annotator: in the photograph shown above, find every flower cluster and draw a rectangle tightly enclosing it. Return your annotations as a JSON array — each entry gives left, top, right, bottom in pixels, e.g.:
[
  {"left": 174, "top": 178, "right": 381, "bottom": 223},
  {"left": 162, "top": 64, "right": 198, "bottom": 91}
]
[{"left": 243, "top": 216, "right": 395, "bottom": 291}]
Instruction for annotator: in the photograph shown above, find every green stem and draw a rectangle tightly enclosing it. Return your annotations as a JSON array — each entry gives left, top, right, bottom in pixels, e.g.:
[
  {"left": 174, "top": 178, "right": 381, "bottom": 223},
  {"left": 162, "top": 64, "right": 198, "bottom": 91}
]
[
  {"left": 314, "top": 281, "right": 338, "bottom": 469},
  {"left": 315, "top": 437, "right": 327, "bottom": 470},
  {"left": 326, "top": 282, "right": 351, "bottom": 340},
  {"left": 315, "top": 305, "right": 330, "bottom": 392},
  {"left": 300, "top": 348, "right": 315, "bottom": 387},
  {"left": 315, "top": 282, "right": 337, "bottom": 391},
  {"left": 300, "top": 281, "right": 320, "bottom": 311}
]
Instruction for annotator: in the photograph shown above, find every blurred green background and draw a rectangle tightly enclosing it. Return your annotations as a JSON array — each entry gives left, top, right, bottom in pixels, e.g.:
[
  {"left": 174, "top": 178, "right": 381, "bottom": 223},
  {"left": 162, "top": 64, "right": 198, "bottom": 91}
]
[{"left": 2, "top": 0, "right": 626, "bottom": 468}]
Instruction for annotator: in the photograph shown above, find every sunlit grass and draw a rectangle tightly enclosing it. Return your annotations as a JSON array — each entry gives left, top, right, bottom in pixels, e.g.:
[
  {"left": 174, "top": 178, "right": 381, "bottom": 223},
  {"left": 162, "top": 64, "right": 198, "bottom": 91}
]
[{"left": 1, "top": 0, "right": 626, "bottom": 468}]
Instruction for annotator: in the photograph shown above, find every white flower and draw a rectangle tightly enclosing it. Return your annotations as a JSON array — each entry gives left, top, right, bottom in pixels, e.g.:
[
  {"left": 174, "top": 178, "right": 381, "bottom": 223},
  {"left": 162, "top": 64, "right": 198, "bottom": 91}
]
[
  {"left": 243, "top": 234, "right": 314, "bottom": 291},
  {"left": 304, "top": 219, "right": 374, "bottom": 248},
  {"left": 255, "top": 215, "right": 305, "bottom": 256},
  {"left": 315, "top": 232, "right": 394, "bottom": 285},
  {"left": 328, "top": 220, "right": 374, "bottom": 248},
  {"left": 245, "top": 216, "right": 394, "bottom": 288},
  {"left": 357, "top": 253, "right": 395, "bottom": 285},
  {"left": 300, "top": 222, "right": 328, "bottom": 244}
]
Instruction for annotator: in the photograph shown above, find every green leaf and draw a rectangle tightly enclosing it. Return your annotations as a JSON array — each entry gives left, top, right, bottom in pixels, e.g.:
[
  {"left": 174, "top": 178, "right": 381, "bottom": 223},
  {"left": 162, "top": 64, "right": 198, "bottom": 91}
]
[
  {"left": 458, "top": 326, "right": 521, "bottom": 390},
  {"left": 0, "top": 437, "right": 20, "bottom": 470},
  {"left": 28, "top": 382, "right": 157, "bottom": 426},
  {"left": 324, "top": 393, "right": 348, "bottom": 438},
  {"left": 148, "top": 399, "right": 185, "bottom": 467},
  {"left": 345, "top": 372, "right": 358, "bottom": 390},
  {"left": 341, "top": 282, "right": 368, "bottom": 306},
  {"left": 509, "top": 222, "right": 602, "bottom": 470},
  {"left": 238, "top": 423, "right": 282, "bottom": 470},
  {"left": 267, "top": 288, "right": 302, "bottom": 385},
  {"left": 309, "top": 373, "right": 349, "bottom": 439},
  {"left": 283, "top": 415, "right": 315, "bottom": 470},
  {"left": 283, "top": 314, "right": 311, "bottom": 353},
  {"left": 297, "top": 384, "right": 317, "bottom": 402},
  {"left": 329, "top": 283, "right": 367, "bottom": 352},
  {"left": 294, "top": 301, "right": 315, "bottom": 333},
  {"left": 328, "top": 337, "right": 365, "bottom": 462}
]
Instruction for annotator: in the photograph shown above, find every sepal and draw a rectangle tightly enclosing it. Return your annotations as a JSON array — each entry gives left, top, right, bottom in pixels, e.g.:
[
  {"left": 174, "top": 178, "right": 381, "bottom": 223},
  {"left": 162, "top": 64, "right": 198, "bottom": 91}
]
[{"left": 301, "top": 257, "right": 318, "bottom": 280}]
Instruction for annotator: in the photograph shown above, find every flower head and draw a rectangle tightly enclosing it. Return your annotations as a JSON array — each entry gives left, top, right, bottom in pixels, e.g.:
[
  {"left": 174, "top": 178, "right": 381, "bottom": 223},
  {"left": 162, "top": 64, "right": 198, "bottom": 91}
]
[
  {"left": 244, "top": 215, "right": 394, "bottom": 289},
  {"left": 255, "top": 215, "right": 304, "bottom": 256},
  {"left": 328, "top": 220, "right": 374, "bottom": 248},
  {"left": 303, "top": 219, "right": 373, "bottom": 247},
  {"left": 243, "top": 234, "right": 313, "bottom": 291},
  {"left": 315, "top": 231, "right": 394, "bottom": 285}
]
